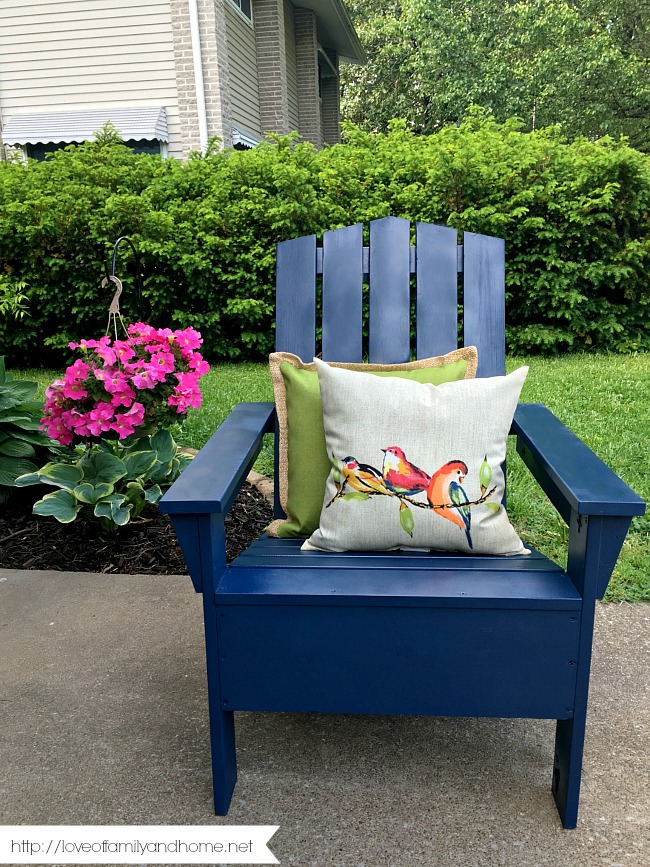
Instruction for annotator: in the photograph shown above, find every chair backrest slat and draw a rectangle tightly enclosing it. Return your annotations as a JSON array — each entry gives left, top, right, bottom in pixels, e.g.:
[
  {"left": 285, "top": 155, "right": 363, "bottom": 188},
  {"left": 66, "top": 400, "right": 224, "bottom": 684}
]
[
  {"left": 322, "top": 223, "right": 364, "bottom": 362},
  {"left": 368, "top": 216, "right": 411, "bottom": 363},
  {"left": 415, "top": 222, "right": 459, "bottom": 358},
  {"left": 463, "top": 231, "right": 506, "bottom": 377},
  {"left": 275, "top": 234, "right": 317, "bottom": 359},
  {"left": 275, "top": 218, "right": 506, "bottom": 376}
]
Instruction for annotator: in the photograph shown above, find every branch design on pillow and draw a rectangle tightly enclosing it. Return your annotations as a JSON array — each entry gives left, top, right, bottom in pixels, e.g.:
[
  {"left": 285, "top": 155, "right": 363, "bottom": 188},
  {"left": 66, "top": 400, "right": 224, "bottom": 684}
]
[{"left": 327, "top": 450, "right": 498, "bottom": 550}]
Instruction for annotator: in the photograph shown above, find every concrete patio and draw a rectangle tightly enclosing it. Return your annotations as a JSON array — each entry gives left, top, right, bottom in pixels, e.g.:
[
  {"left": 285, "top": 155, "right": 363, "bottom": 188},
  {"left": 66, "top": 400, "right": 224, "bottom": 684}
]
[{"left": 1, "top": 567, "right": 648, "bottom": 866}]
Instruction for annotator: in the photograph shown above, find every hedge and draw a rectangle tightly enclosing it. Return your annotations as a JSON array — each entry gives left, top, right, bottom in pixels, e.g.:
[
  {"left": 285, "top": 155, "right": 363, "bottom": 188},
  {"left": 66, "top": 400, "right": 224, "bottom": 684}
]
[{"left": 1, "top": 114, "right": 649, "bottom": 366}]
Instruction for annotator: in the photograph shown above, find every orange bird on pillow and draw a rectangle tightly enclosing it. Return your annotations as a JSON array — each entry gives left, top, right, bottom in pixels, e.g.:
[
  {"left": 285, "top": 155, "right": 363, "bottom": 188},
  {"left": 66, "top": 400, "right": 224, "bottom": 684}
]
[
  {"left": 427, "top": 460, "right": 473, "bottom": 549},
  {"left": 381, "top": 446, "right": 431, "bottom": 494}
]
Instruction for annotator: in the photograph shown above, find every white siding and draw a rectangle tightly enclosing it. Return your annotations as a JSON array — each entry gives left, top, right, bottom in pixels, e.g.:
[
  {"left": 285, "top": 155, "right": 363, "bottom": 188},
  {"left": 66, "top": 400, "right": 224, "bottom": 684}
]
[
  {"left": 284, "top": 0, "right": 299, "bottom": 133},
  {"left": 224, "top": 1, "right": 260, "bottom": 136},
  {"left": 0, "top": 0, "right": 183, "bottom": 157}
]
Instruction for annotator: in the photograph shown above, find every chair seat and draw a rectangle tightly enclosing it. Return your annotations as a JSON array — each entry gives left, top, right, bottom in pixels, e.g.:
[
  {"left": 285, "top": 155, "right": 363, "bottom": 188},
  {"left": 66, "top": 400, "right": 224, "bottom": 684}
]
[{"left": 223, "top": 535, "right": 581, "bottom": 611}]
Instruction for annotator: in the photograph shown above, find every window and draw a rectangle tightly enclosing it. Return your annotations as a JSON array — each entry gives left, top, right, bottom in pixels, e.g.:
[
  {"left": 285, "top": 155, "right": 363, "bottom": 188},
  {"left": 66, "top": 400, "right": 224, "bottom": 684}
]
[
  {"left": 229, "top": 0, "right": 252, "bottom": 22},
  {"left": 25, "top": 138, "right": 166, "bottom": 161}
]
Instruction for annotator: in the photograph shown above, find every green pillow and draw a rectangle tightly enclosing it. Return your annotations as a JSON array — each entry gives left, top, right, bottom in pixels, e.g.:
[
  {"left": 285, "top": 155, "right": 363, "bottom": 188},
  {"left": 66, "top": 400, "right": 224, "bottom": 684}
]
[{"left": 268, "top": 349, "right": 478, "bottom": 538}]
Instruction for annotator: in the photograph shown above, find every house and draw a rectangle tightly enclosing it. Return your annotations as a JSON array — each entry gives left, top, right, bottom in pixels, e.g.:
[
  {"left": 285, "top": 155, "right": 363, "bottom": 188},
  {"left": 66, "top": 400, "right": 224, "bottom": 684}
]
[{"left": 0, "top": 0, "right": 364, "bottom": 160}]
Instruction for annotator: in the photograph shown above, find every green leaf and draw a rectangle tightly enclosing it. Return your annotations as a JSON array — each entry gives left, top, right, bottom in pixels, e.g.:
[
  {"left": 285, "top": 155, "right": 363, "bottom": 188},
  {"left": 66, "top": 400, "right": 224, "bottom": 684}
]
[
  {"left": 0, "top": 357, "right": 5, "bottom": 386},
  {"left": 399, "top": 502, "right": 415, "bottom": 537},
  {"left": 0, "top": 379, "right": 38, "bottom": 407},
  {"left": 479, "top": 456, "right": 492, "bottom": 494},
  {"left": 80, "top": 450, "right": 127, "bottom": 485},
  {"left": 37, "top": 462, "right": 84, "bottom": 490},
  {"left": 9, "top": 429, "right": 52, "bottom": 446},
  {"left": 0, "top": 411, "right": 32, "bottom": 424},
  {"left": 150, "top": 429, "right": 175, "bottom": 463},
  {"left": 122, "top": 449, "right": 157, "bottom": 477},
  {"left": 94, "top": 494, "right": 132, "bottom": 527},
  {"left": 148, "top": 459, "right": 173, "bottom": 484},
  {"left": 342, "top": 491, "right": 370, "bottom": 502},
  {"left": 329, "top": 454, "right": 342, "bottom": 485},
  {"left": 73, "top": 482, "right": 114, "bottom": 504},
  {"left": 18, "top": 400, "right": 44, "bottom": 415},
  {"left": 144, "top": 484, "right": 163, "bottom": 504},
  {"left": 177, "top": 452, "right": 193, "bottom": 473},
  {"left": 0, "top": 438, "right": 36, "bottom": 458},
  {"left": 33, "top": 489, "right": 80, "bottom": 523},
  {"left": 485, "top": 502, "right": 500, "bottom": 514},
  {"left": 1, "top": 458, "right": 40, "bottom": 486}
]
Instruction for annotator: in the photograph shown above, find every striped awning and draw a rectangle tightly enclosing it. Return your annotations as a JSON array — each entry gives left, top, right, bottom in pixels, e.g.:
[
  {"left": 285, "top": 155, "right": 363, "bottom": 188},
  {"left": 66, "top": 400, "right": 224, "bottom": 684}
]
[
  {"left": 1, "top": 106, "right": 168, "bottom": 145},
  {"left": 232, "top": 125, "right": 261, "bottom": 148}
]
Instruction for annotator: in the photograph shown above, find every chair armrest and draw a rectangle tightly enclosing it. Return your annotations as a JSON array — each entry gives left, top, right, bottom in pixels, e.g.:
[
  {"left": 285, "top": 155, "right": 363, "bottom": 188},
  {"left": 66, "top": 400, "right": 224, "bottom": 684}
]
[
  {"left": 160, "top": 402, "right": 275, "bottom": 516},
  {"left": 160, "top": 402, "right": 275, "bottom": 593},
  {"left": 512, "top": 403, "right": 645, "bottom": 524}
]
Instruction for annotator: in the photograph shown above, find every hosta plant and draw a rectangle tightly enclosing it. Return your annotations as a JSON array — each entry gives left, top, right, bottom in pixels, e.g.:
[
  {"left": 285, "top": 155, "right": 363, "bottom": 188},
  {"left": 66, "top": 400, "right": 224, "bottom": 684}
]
[
  {"left": 0, "top": 356, "right": 62, "bottom": 503},
  {"left": 15, "top": 429, "right": 192, "bottom": 531}
]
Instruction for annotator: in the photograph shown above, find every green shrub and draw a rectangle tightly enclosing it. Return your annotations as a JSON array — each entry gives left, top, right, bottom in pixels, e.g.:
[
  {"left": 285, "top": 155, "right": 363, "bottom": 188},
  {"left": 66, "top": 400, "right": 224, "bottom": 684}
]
[{"left": 1, "top": 116, "right": 649, "bottom": 364}]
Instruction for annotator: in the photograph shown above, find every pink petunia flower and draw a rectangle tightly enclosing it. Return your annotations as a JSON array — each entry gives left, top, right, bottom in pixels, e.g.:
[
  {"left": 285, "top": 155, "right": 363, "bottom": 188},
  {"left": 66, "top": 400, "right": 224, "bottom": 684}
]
[
  {"left": 94, "top": 343, "right": 117, "bottom": 366},
  {"left": 130, "top": 369, "right": 158, "bottom": 389},
  {"left": 112, "top": 340, "right": 135, "bottom": 362},
  {"left": 187, "top": 353, "right": 210, "bottom": 375},
  {"left": 61, "top": 380, "right": 89, "bottom": 400},
  {"left": 173, "top": 326, "right": 203, "bottom": 350},
  {"left": 42, "top": 418, "right": 74, "bottom": 446},
  {"left": 148, "top": 351, "right": 176, "bottom": 376}
]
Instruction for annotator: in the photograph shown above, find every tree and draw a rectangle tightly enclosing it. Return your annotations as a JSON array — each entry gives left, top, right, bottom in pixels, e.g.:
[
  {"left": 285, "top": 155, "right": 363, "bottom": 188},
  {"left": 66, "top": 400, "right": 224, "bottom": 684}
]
[{"left": 341, "top": 0, "right": 650, "bottom": 151}]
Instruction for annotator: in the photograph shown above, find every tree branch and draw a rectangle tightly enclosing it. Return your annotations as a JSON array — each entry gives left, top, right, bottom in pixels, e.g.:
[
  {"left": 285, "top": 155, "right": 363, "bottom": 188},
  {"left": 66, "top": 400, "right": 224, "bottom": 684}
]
[{"left": 326, "top": 481, "right": 498, "bottom": 511}]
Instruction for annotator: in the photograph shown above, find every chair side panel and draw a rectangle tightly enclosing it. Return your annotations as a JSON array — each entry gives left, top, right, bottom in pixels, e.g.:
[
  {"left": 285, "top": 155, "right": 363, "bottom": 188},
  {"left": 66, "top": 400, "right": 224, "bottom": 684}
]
[
  {"left": 415, "top": 222, "right": 459, "bottom": 358},
  {"left": 276, "top": 234, "right": 317, "bottom": 358},
  {"left": 463, "top": 232, "right": 506, "bottom": 377},
  {"left": 322, "top": 223, "right": 364, "bottom": 362},
  {"left": 368, "top": 216, "right": 411, "bottom": 363}
]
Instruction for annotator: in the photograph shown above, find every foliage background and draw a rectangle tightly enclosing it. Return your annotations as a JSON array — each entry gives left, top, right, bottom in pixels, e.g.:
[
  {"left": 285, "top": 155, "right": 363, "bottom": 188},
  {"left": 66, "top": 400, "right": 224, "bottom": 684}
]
[
  {"left": 1, "top": 117, "right": 649, "bottom": 365},
  {"left": 341, "top": 0, "right": 650, "bottom": 152}
]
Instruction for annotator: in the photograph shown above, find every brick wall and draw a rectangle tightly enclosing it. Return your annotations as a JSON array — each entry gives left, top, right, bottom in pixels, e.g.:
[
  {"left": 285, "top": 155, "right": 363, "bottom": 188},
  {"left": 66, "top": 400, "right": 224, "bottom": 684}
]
[
  {"left": 293, "top": 6, "right": 322, "bottom": 148},
  {"left": 253, "top": 0, "right": 289, "bottom": 135},
  {"left": 170, "top": 0, "right": 232, "bottom": 155}
]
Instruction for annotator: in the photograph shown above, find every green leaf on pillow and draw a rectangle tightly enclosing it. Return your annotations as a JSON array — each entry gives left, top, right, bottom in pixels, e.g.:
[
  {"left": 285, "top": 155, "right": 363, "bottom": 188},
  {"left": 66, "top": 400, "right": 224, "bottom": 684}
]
[
  {"left": 399, "top": 501, "right": 415, "bottom": 537},
  {"left": 484, "top": 502, "right": 500, "bottom": 514},
  {"left": 342, "top": 491, "right": 369, "bottom": 502},
  {"left": 329, "top": 452, "right": 341, "bottom": 485},
  {"left": 479, "top": 456, "right": 492, "bottom": 495}
]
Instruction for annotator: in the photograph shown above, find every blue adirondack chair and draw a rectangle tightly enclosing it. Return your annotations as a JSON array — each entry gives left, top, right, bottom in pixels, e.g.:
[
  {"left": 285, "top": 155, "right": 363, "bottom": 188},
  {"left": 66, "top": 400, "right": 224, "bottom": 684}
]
[{"left": 160, "top": 217, "right": 645, "bottom": 827}]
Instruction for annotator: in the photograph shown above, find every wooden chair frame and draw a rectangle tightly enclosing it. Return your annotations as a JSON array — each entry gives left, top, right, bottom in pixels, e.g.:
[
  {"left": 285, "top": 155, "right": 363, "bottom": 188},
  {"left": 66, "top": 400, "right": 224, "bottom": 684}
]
[{"left": 161, "top": 218, "right": 644, "bottom": 827}]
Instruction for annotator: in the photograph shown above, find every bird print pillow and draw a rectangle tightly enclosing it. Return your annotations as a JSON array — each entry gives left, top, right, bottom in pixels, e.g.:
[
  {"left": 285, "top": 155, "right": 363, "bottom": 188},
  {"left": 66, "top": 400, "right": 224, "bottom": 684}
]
[{"left": 303, "top": 359, "right": 529, "bottom": 555}]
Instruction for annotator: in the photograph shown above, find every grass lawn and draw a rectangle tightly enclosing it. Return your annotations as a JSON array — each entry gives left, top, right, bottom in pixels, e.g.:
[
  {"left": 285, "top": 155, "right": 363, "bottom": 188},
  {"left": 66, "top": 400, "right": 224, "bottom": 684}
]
[{"left": 16, "top": 352, "right": 649, "bottom": 602}]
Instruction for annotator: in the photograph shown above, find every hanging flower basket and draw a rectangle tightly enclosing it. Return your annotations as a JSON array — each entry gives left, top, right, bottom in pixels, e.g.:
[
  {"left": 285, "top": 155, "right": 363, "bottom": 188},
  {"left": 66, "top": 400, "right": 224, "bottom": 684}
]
[
  {"left": 41, "top": 323, "right": 210, "bottom": 446},
  {"left": 15, "top": 241, "right": 211, "bottom": 531}
]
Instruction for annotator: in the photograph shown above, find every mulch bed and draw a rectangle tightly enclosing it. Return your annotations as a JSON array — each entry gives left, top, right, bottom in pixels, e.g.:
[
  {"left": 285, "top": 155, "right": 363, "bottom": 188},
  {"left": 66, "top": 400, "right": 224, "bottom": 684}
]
[{"left": 0, "top": 483, "right": 273, "bottom": 574}]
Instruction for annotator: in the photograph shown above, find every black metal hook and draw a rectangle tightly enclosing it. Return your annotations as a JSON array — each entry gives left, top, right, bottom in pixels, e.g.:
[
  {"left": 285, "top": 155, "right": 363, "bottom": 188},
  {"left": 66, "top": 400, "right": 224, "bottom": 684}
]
[{"left": 104, "top": 236, "right": 145, "bottom": 321}]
